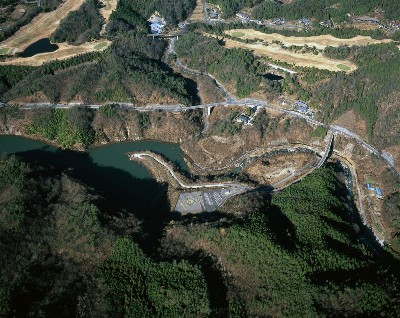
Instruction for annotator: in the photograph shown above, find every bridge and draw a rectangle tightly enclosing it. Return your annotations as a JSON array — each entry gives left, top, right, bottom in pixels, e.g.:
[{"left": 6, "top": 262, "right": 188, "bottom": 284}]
[{"left": 317, "top": 131, "right": 334, "bottom": 168}]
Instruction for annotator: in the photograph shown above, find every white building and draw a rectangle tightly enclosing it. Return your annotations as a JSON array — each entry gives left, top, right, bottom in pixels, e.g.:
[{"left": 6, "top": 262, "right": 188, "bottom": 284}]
[{"left": 148, "top": 12, "right": 166, "bottom": 34}]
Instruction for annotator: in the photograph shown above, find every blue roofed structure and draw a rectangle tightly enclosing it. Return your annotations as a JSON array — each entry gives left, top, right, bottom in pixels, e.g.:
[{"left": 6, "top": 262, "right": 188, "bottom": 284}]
[{"left": 375, "top": 187, "right": 382, "bottom": 198}]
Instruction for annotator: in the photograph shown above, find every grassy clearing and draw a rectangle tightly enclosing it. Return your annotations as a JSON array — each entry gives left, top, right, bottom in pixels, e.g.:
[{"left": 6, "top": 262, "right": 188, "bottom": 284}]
[
  {"left": 231, "top": 31, "right": 246, "bottom": 38},
  {"left": 337, "top": 64, "right": 351, "bottom": 71},
  {"left": 94, "top": 42, "right": 108, "bottom": 50},
  {"left": 0, "top": 48, "right": 9, "bottom": 55}
]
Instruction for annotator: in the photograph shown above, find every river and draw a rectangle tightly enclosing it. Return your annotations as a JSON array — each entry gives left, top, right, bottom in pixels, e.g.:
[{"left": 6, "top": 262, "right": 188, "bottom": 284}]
[{"left": 0, "top": 135, "right": 187, "bottom": 197}]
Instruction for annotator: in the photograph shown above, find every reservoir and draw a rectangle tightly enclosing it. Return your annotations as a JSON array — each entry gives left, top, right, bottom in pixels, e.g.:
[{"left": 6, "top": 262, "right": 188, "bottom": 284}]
[
  {"left": 20, "top": 38, "right": 59, "bottom": 58},
  {"left": 0, "top": 135, "right": 187, "bottom": 197}
]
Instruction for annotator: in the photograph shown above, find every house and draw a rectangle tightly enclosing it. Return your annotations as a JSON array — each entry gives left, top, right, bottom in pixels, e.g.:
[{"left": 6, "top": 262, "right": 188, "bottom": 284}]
[
  {"left": 237, "top": 114, "right": 253, "bottom": 125},
  {"left": 236, "top": 12, "right": 250, "bottom": 23},
  {"left": 150, "top": 22, "right": 165, "bottom": 34},
  {"left": 208, "top": 8, "right": 219, "bottom": 19},
  {"left": 271, "top": 18, "right": 285, "bottom": 25},
  {"left": 294, "top": 100, "right": 309, "bottom": 113},
  {"left": 366, "top": 183, "right": 375, "bottom": 190},
  {"left": 375, "top": 187, "right": 383, "bottom": 198},
  {"left": 320, "top": 20, "right": 333, "bottom": 28},
  {"left": 148, "top": 12, "right": 166, "bottom": 34},
  {"left": 299, "top": 18, "right": 312, "bottom": 27},
  {"left": 178, "top": 21, "right": 188, "bottom": 29}
]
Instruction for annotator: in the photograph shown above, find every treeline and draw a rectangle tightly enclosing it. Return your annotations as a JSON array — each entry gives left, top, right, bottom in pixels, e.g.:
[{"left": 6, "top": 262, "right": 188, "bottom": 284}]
[
  {"left": 207, "top": 0, "right": 263, "bottom": 18},
  {"left": 110, "top": 0, "right": 196, "bottom": 28},
  {"left": 51, "top": 0, "right": 104, "bottom": 45},
  {"left": 207, "top": 0, "right": 400, "bottom": 22},
  {"left": 175, "top": 33, "right": 261, "bottom": 97},
  {"left": 252, "top": 0, "right": 400, "bottom": 22}
]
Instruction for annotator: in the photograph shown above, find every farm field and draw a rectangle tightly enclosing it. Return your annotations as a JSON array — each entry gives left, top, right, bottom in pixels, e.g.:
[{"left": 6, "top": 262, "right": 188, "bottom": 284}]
[
  {"left": 226, "top": 29, "right": 392, "bottom": 50},
  {"left": 0, "top": 0, "right": 86, "bottom": 54},
  {"left": 0, "top": 40, "right": 110, "bottom": 66},
  {"left": 219, "top": 36, "right": 357, "bottom": 72}
]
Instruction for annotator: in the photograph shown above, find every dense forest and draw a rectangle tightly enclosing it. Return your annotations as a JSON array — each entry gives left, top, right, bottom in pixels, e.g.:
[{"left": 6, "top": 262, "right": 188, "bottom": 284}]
[
  {"left": 110, "top": 0, "right": 196, "bottom": 26},
  {"left": 175, "top": 33, "right": 261, "bottom": 97},
  {"left": 51, "top": 0, "right": 104, "bottom": 45},
  {"left": 1, "top": 154, "right": 398, "bottom": 317},
  {"left": 208, "top": 0, "right": 400, "bottom": 21}
]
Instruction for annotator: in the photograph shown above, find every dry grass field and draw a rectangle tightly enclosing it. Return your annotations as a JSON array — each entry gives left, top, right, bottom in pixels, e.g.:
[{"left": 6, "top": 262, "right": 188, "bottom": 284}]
[
  {"left": 0, "top": 40, "right": 110, "bottom": 66},
  {"left": 99, "top": 0, "right": 118, "bottom": 34},
  {"left": 220, "top": 37, "right": 357, "bottom": 72},
  {"left": 187, "top": 0, "right": 204, "bottom": 22},
  {"left": 0, "top": 0, "right": 86, "bottom": 54},
  {"left": 226, "top": 29, "right": 392, "bottom": 50}
]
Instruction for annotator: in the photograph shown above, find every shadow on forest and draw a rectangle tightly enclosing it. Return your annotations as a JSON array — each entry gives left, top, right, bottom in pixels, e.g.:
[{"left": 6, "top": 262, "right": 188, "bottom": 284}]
[
  {"left": 265, "top": 205, "right": 298, "bottom": 251},
  {"left": 17, "top": 147, "right": 170, "bottom": 252}
]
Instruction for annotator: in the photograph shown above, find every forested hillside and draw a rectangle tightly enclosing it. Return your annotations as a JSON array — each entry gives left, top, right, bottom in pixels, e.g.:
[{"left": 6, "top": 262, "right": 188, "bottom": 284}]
[
  {"left": 1, "top": 155, "right": 399, "bottom": 317},
  {"left": 0, "top": 0, "right": 197, "bottom": 104},
  {"left": 0, "top": 154, "right": 211, "bottom": 317},
  {"left": 175, "top": 33, "right": 261, "bottom": 97},
  {"left": 51, "top": 0, "right": 104, "bottom": 45},
  {"left": 314, "top": 43, "right": 400, "bottom": 142},
  {"left": 163, "top": 166, "right": 400, "bottom": 316}
]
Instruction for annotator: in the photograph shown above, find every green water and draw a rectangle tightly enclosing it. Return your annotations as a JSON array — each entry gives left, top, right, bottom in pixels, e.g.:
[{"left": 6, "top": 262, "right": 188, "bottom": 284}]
[{"left": 0, "top": 135, "right": 187, "bottom": 188}]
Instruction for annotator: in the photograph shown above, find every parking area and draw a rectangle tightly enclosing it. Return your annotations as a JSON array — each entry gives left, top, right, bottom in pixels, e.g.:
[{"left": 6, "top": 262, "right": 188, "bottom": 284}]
[{"left": 175, "top": 187, "right": 244, "bottom": 215}]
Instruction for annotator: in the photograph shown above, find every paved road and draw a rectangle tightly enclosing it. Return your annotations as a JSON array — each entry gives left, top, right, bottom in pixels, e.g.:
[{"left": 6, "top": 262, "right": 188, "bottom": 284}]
[{"left": 130, "top": 153, "right": 250, "bottom": 191}]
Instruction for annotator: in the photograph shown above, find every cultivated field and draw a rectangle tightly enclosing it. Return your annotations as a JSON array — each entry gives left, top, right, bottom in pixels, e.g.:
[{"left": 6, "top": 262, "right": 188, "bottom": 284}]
[
  {"left": 226, "top": 29, "right": 392, "bottom": 50},
  {"left": 0, "top": 0, "right": 86, "bottom": 54},
  {"left": 220, "top": 37, "right": 357, "bottom": 72},
  {"left": 0, "top": 41, "right": 110, "bottom": 66},
  {"left": 187, "top": 0, "right": 204, "bottom": 22}
]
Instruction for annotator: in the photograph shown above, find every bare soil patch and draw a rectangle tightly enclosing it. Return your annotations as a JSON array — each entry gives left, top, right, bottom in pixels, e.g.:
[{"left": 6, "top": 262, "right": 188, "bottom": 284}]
[
  {"left": 0, "top": 0, "right": 86, "bottom": 53},
  {"left": 333, "top": 109, "right": 368, "bottom": 139},
  {"left": 0, "top": 40, "right": 110, "bottom": 66},
  {"left": 221, "top": 37, "right": 357, "bottom": 72},
  {"left": 244, "top": 152, "right": 316, "bottom": 185},
  {"left": 226, "top": 29, "right": 392, "bottom": 50}
]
